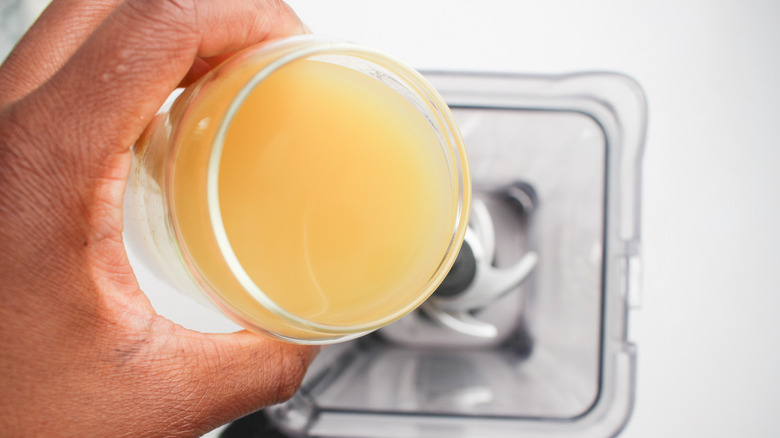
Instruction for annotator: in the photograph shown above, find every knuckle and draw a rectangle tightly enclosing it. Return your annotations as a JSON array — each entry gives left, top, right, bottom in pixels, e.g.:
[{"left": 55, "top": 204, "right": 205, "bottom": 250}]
[
  {"left": 119, "top": 0, "right": 200, "bottom": 45},
  {"left": 1, "top": 104, "right": 39, "bottom": 157},
  {"left": 0, "top": 105, "right": 52, "bottom": 197},
  {"left": 123, "top": 0, "right": 196, "bottom": 23},
  {"left": 259, "top": 0, "right": 306, "bottom": 34},
  {"left": 0, "top": 101, "right": 82, "bottom": 196}
]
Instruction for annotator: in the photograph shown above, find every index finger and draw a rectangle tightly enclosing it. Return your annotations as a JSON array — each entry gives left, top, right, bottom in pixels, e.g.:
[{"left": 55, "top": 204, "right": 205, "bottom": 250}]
[
  {"left": 0, "top": 0, "right": 123, "bottom": 108},
  {"left": 13, "top": 0, "right": 306, "bottom": 163}
]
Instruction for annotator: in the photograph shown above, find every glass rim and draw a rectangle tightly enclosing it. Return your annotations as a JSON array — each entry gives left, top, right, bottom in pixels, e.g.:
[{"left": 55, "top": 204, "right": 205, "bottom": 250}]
[{"left": 204, "top": 36, "right": 471, "bottom": 335}]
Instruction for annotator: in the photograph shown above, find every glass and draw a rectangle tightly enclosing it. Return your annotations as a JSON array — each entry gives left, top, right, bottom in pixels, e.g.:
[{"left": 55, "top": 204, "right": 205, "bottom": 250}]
[{"left": 123, "top": 36, "right": 471, "bottom": 344}]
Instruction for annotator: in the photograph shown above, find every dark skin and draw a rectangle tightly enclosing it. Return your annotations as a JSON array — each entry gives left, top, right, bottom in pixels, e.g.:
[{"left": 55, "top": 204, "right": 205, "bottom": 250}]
[{"left": 0, "top": 1, "right": 319, "bottom": 436}]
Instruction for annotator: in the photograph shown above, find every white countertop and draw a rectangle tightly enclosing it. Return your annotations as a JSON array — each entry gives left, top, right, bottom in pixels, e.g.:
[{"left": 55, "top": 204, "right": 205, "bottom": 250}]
[{"left": 4, "top": 1, "right": 779, "bottom": 437}]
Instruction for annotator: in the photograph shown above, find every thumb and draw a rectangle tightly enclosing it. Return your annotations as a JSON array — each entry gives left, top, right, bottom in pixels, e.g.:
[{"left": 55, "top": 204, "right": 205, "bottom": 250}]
[{"left": 171, "top": 330, "right": 320, "bottom": 433}]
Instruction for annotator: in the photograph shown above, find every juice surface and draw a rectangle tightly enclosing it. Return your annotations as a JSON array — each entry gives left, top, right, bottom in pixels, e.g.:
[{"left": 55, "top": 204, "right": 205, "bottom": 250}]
[{"left": 180, "top": 59, "right": 456, "bottom": 327}]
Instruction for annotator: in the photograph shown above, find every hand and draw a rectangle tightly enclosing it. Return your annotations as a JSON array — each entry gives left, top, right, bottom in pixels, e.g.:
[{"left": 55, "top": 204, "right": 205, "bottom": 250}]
[{"left": 0, "top": 1, "right": 318, "bottom": 437}]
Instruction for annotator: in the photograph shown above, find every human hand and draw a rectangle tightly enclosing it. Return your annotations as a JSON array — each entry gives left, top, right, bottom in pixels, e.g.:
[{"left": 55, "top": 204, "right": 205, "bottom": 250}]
[{"left": 0, "top": 1, "right": 318, "bottom": 437}]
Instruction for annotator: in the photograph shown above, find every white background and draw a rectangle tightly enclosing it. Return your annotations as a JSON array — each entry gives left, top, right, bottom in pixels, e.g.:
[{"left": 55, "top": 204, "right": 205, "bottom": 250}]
[{"left": 3, "top": 1, "right": 780, "bottom": 437}]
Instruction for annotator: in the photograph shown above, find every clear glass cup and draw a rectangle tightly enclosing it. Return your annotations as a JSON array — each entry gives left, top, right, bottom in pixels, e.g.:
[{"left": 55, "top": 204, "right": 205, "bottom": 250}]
[{"left": 123, "top": 35, "right": 471, "bottom": 344}]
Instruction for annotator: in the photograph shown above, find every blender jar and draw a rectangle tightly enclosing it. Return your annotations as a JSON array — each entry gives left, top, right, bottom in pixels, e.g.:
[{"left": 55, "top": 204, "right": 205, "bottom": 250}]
[{"left": 227, "top": 71, "right": 646, "bottom": 437}]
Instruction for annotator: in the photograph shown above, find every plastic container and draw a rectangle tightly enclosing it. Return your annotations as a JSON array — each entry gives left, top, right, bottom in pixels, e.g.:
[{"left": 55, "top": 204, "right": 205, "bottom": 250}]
[
  {"left": 123, "top": 36, "right": 470, "bottom": 344},
  {"left": 251, "top": 71, "right": 646, "bottom": 437}
]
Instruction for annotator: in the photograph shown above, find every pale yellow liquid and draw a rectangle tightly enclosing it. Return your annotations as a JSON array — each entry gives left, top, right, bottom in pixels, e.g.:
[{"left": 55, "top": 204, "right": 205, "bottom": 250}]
[{"left": 172, "top": 58, "right": 459, "bottom": 332}]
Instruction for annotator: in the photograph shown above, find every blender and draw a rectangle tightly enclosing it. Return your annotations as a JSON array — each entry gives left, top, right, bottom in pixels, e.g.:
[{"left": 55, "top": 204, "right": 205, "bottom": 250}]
[{"left": 223, "top": 71, "right": 646, "bottom": 438}]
